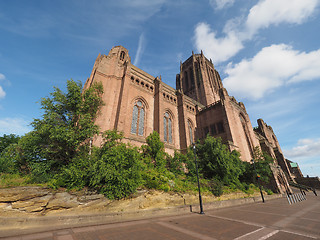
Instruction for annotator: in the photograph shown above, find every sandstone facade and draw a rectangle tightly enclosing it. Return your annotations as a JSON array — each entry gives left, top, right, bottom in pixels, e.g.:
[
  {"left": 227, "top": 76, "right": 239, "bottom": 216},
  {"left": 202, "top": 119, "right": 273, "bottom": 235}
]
[{"left": 84, "top": 46, "right": 295, "bottom": 194}]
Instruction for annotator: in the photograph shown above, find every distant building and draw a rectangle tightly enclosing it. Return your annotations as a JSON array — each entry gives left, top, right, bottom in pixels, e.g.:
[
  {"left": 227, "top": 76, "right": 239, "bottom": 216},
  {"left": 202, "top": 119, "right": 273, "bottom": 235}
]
[
  {"left": 286, "top": 159, "right": 304, "bottom": 179},
  {"left": 84, "top": 46, "right": 297, "bottom": 193}
]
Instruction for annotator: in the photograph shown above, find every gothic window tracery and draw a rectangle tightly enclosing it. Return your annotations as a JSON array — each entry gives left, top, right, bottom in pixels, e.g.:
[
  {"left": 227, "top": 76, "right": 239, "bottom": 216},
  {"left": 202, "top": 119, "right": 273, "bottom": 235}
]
[
  {"left": 164, "top": 112, "right": 173, "bottom": 143},
  {"left": 188, "top": 121, "right": 194, "bottom": 144},
  {"left": 130, "top": 100, "right": 145, "bottom": 136}
]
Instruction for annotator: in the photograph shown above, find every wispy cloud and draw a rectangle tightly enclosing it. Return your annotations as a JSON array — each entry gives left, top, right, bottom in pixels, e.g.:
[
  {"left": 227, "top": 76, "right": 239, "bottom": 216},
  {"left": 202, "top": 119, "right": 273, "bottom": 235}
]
[
  {"left": 0, "top": 117, "right": 32, "bottom": 136},
  {"left": 209, "top": 0, "right": 235, "bottom": 10},
  {"left": 0, "top": 73, "right": 6, "bottom": 99},
  {"left": 284, "top": 138, "right": 320, "bottom": 159},
  {"left": 0, "top": 0, "right": 166, "bottom": 44},
  {"left": 133, "top": 33, "right": 146, "bottom": 66},
  {"left": 194, "top": 0, "right": 319, "bottom": 63},
  {"left": 223, "top": 44, "right": 320, "bottom": 99}
]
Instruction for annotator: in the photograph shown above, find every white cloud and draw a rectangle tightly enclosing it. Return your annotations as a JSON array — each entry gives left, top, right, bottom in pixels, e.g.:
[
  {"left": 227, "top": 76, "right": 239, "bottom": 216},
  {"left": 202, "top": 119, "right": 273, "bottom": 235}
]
[
  {"left": 0, "top": 73, "right": 6, "bottom": 99},
  {"left": 0, "top": 117, "right": 32, "bottom": 136},
  {"left": 194, "top": 22, "right": 243, "bottom": 63},
  {"left": 246, "top": 0, "right": 319, "bottom": 35},
  {"left": 0, "top": 86, "right": 5, "bottom": 99},
  {"left": 133, "top": 33, "right": 146, "bottom": 66},
  {"left": 284, "top": 138, "right": 320, "bottom": 159},
  {"left": 223, "top": 44, "right": 320, "bottom": 99},
  {"left": 194, "top": 0, "right": 319, "bottom": 62},
  {"left": 209, "top": 0, "right": 235, "bottom": 10}
]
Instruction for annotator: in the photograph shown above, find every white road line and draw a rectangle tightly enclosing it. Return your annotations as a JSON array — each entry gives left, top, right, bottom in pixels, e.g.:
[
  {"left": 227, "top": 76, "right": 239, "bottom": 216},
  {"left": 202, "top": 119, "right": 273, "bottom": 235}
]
[
  {"left": 258, "top": 230, "right": 279, "bottom": 240},
  {"left": 281, "top": 230, "right": 318, "bottom": 239},
  {"left": 233, "top": 227, "right": 279, "bottom": 240},
  {"left": 233, "top": 227, "right": 266, "bottom": 240},
  {"left": 206, "top": 214, "right": 264, "bottom": 227}
]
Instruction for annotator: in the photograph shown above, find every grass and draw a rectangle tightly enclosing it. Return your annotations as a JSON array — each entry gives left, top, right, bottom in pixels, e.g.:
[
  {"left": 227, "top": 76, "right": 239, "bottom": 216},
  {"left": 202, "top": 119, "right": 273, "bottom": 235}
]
[{"left": 0, "top": 173, "right": 45, "bottom": 188}]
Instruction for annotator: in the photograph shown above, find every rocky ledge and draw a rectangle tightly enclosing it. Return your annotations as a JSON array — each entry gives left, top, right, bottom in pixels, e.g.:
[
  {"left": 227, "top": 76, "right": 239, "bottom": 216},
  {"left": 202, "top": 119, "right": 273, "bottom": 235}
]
[{"left": 0, "top": 186, "right": 264, "bottom": 217}]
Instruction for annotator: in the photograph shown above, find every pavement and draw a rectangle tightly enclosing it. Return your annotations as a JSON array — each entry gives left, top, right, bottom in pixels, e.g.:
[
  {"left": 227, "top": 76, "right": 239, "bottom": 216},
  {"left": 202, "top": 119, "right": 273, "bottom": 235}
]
[{"left": 1, "top": 192, "right": 319, "bottom": 240}]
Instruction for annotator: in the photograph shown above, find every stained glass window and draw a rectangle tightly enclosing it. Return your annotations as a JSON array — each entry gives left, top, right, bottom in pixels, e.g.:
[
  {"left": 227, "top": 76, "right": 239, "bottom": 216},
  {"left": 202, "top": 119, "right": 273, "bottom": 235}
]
[
  {"left": 164, "top": 112, "right": 172, "bottom": 144},
  {"left": 138, "top": 108, "right": 144, "bottom": 136},
  {"left": 188, "top": 121, "right": 193, "bottom": 144},
  {"left": 131, "top": 101, "right": 145, "bottom": 136},
  {"left": 168, "top": 118, "right": 172, "bottom": 143},
  {"left": 164, "top": 116, "right": 167, "bottom": 142}
]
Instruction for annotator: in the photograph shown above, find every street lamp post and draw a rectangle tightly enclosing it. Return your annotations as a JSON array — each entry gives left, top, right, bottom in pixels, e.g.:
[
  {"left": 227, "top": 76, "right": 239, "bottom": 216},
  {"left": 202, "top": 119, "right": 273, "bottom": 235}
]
[
  {"left": 193, "top": 144, "right": 204, "bottom": 214},
  {"left": 251, "top": 158, "right": 265, "bottom": 203}
]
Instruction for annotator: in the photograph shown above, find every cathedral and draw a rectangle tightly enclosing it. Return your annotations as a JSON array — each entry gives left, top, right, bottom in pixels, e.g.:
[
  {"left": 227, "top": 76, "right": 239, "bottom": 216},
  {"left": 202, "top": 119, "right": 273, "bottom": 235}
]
[{"left": 84, "top": 46, "right": 296, "bottom": 194}]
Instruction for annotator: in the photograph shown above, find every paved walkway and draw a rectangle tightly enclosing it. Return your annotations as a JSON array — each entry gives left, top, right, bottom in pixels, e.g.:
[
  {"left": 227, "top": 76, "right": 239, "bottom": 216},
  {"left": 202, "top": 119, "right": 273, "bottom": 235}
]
[{"left": 1, "top": 192, "right": 319, "bottom": 240}]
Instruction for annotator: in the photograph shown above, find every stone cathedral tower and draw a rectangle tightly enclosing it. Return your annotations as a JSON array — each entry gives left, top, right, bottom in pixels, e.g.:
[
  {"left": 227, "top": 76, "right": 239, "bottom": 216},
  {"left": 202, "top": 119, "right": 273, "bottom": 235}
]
[{"left": 176, "top": 51, "right": 223, "bottom": 106}]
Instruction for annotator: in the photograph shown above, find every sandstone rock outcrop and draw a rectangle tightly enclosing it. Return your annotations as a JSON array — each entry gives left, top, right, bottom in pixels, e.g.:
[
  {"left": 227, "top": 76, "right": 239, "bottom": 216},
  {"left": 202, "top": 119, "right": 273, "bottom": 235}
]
[{"left": 0, "top": 186, "right": 263, "bottom": 217}]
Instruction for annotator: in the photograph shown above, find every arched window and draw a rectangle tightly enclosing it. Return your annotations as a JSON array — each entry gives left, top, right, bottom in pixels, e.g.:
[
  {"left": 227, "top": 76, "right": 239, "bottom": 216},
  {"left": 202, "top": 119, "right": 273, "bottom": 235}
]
[
  {"left": 164, "top": 112, "right": 173, "bottom": 143},
  {"left": 188, "top": 121, "right": 193, "bottom": 144},
  {"left": 120, "top": 51, "right": 125, "bottom": 60},
  {"left": 130, "top": 100, "right": 145, "bottom": 136}
]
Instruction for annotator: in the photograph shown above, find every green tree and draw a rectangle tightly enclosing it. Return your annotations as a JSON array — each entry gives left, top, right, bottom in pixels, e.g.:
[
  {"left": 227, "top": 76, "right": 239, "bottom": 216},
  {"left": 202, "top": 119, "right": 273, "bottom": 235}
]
[
  {"left": 252, "top": 147, "right": 273, "bottom": 183},
  {"left": 0, "top": 134, "right": 20, "bottom": 154},
  {"left": 30, "top": 80, "right": 104, "bottom": 170},
  {"left": 240, "top": 147, "right": 273, "bottom": 184},
  {"left": 0, "top": 144, "right": 20, "bottom": 174},
  {"left": 0, "top": 132, "right": 41, "bottom": 174},
  {"left": 196, "top": 136, "right": 244, "bottom": 186},
  {"left": 141, "top": 131, "right": 167, "bottom": 170}
]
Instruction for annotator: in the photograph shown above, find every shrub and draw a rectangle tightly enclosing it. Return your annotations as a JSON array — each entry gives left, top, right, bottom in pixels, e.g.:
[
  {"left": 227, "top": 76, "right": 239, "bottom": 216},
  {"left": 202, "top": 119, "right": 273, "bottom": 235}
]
[
  {"left": 209, "top": 179, "right": 224, "bottom": 197},
  {"left": 90, "top": 143, "right": 142, "bottom": 199},
  {"left": 196, "top": 136, "right": 244, "bottom": 186}
]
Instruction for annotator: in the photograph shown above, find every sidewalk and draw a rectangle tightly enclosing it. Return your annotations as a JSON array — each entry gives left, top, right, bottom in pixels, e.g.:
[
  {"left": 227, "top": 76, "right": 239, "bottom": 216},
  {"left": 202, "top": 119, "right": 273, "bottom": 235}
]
[
  {"left": 2, "top": 193, "right": 319, "bottom": 239},
  {"left": 0, "top": 194, "right": 282, "bottom": 239}
]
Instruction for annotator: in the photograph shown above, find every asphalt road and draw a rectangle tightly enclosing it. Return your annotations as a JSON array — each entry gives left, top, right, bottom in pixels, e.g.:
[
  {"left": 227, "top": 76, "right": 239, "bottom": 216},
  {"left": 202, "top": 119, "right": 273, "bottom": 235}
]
[{"left": 2, "top": 192, "right": 319, "bottom": 240}]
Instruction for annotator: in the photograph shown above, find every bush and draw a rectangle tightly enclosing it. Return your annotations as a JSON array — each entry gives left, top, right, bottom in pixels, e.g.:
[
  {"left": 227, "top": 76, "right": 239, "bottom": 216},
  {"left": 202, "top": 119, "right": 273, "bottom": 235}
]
[
  {"left": 141, "top": 168, "right": 175, "bottom": 192},
  {"left": 265, "top": 189, "right": 273, "bottom": 195},
  {"left": 208, "top": 179, "right": 224, "bottom": 196},
  {"left": 196, "top": 136, "right": 244, "bottom": 186},
  {"left": 51, "top": 130, "right": 142, "bottom": 200},
  {"left": 166, "top": 151, "right": 187, "bottom": 175},
  {"left": 90, "top": 143, "right": 142, "bottom": 199}
]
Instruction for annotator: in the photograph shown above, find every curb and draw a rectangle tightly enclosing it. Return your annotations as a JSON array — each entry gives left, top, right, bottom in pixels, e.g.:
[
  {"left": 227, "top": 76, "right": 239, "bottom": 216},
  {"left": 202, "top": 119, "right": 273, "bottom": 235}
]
[{"left": 0, "top": 194, "right": 282, "bottom": 238}]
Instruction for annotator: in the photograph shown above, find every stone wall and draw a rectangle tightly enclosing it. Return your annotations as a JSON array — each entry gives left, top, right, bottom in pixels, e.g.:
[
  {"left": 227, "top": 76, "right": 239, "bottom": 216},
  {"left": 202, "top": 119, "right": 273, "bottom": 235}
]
[{"left": 296, "top": 177, "right": 320, "bottom": 190}]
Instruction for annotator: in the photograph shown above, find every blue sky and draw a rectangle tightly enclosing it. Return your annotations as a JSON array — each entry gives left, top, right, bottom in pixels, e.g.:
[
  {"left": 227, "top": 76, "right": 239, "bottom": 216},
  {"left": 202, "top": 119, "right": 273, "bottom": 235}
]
[{"left": 0, "top": 0, "right": 319, "bottom": 177}]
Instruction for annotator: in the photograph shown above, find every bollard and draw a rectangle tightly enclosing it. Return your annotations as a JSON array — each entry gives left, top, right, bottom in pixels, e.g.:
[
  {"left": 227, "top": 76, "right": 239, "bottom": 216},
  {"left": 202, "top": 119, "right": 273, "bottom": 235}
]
[
  {"left": 286, "top": 194, "right": 292, "bottom": 204},
  {"left": 293, "top": 194, "right": 297, "bottom": 203},
  {"left": 290, "top": 194, "right": 295, "bottom": 204}
]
